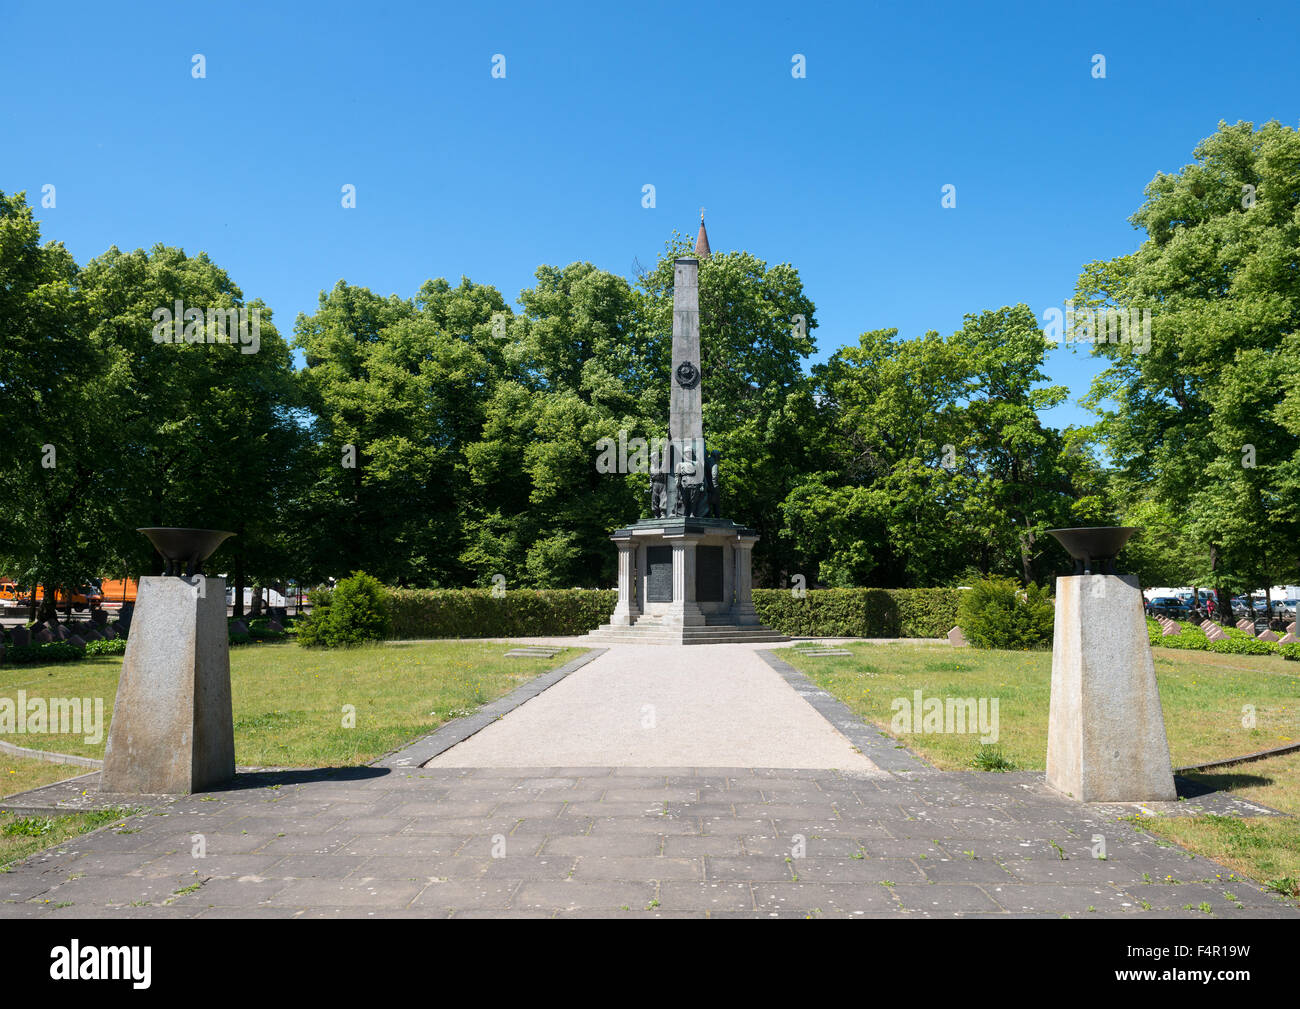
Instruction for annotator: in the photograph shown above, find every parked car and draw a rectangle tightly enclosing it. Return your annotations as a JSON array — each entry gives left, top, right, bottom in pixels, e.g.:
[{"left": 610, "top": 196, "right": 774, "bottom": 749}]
[{"left": 1146, "top": 596, "right": 1189, "bottom": 619}]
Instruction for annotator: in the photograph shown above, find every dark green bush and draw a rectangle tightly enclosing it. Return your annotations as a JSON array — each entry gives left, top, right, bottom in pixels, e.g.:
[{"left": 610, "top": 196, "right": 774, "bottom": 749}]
[
  {"left": 2, "top": 641, "right": 83, "bottom": 664},
  {"left": 752, "top": 588, "right": 961, "bottom": 638},
  {"left": 298, "top": 571, "right": 391, "bottom": 647},
  {"left": 956, "top": 577, "right": 1054, "bottom": 650},
  {"left": 371, "top": 586, "right": 963, "bottom": 640},
  {"left": 385, "top": 588, "right": 616, "bottom": 639}
]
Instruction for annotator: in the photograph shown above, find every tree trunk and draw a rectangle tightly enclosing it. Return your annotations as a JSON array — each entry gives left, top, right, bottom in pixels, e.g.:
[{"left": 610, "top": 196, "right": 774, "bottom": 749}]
[
  {"left": 233, "top": 551, "right": 245, "bottom": 619},
  {"left": 37, "top": 587, "right": 56, "bottom": 624},
  {"left": 1019, "top": 528, "right": 1035, "bottom": 585},
  {"left": 1209, "top": 544, "right": 1229, "bottom": 626}
]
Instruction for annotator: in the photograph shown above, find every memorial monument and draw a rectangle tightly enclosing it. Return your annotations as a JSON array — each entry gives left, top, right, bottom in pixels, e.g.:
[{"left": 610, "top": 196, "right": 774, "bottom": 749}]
[
  {"left": 586, "top": 223, "right": 786, "bottom": 644},
  {"left": 1044, "top": 526, "right": 1176, "bottom": 802},
  {"left": 100, "top": 528, "right": 237, "bottom": 794}
]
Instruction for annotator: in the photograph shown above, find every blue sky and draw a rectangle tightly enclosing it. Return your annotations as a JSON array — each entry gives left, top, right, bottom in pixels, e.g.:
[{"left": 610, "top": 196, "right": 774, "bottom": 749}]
[{"left": 5, "top": 0, "right": 1299, "bottom": 429}]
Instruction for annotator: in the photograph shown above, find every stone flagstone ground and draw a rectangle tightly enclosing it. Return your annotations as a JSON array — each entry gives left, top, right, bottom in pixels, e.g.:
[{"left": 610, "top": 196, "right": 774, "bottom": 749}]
[{"left": 1, "top": 644, "right": 1296, "bottom": 919}]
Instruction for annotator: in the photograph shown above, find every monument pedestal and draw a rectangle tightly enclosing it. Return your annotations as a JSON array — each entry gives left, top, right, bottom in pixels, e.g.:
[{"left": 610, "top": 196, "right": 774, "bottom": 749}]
[
  {"left": 101, "top": 576, "right": 235, "bottom": 794},
  {"left": 1045, "top": 574, "right": 1176, "bottom": 802},
  {"left": 585, "top": 518, "right": 786, "bottom": 645}
]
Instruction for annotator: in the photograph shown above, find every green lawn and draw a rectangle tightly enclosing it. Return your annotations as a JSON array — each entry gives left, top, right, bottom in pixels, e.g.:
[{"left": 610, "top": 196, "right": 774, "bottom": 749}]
[
  {"left": 1, "top": 755, "right": 93, "bottom": 801},
  {"left": 784, "top": 641, "right": 1300, "bottom": 898},
  {"left": 0, "top": 641, "right": 579, "bottom": 769},
  {"left": 783, "top": 641, "right": 1299, "bottom": 771}
]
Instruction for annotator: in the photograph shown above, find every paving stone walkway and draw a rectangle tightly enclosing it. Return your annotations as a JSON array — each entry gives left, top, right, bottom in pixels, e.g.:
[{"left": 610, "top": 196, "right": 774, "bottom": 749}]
[{"left": 1, "top": 645, "right": 1296, "bottom": 919}]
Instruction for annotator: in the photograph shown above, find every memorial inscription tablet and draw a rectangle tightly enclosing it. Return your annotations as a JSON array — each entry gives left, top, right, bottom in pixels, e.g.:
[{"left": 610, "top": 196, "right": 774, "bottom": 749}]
[
  {"left": 696, "top": 545, "right": 724, "bottom": 602},
  {"left": 646, "top": 546, "right": 673, "bottom": 602}
]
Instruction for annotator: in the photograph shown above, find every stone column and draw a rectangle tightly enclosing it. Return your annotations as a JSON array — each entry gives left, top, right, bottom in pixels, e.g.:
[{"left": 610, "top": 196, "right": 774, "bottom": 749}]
[
  {"left": 1046, "top": 573, "right": 1176, "bottom": 802},
  {"left": 731, "top": 539, "right": 759, "bottom": 625},
  {"left": 610, "top": 539, "right": 640, "bottom": 626},
  {"left": 666, "top": 539, "right": 705, "bottom": 627},
  {"left": 101, "top": 575, "right": 235, "bottom": 795}
]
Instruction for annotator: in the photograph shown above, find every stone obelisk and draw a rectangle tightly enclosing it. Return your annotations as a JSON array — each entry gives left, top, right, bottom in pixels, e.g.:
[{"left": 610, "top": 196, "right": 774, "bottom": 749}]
[
  {"left": 584, "top": 219, "right": 785, "bottom": 645},
  {"left": 670, "top": 258, "right": 703, "bottom": 444}
]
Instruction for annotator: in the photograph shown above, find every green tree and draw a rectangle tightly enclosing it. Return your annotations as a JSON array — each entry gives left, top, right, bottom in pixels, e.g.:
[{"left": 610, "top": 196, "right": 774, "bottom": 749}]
[
  {"left": 294, "top": 277, "right": 509, "bottom": 586},
  {"left": 1076, "top": 120, "right": 1300, "bottom": 613},
  {"left": 0, "top": 192, "right": 112, "bottom": 619}
]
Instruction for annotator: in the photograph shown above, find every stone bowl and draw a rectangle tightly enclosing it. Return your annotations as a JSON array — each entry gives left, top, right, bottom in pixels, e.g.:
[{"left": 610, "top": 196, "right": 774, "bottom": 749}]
[
  {"left": 1046, "top": 526, "right": 1136, "bottom": 575},
  {"left": 137, "top": 528, "right": 234, "bottom": 577}
]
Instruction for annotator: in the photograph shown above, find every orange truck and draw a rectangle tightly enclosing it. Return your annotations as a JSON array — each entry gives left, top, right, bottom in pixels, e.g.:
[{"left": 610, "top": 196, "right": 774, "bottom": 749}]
[
  {"left": 98, "top": 579, "right": 139, "bottom": 605},
  {"left": 0, "top": 579, "right": 104, "bottom": 611}
]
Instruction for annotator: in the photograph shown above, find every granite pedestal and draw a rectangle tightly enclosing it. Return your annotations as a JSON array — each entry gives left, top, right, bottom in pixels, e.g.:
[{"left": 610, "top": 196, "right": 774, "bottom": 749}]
[
  {"left": 586, "top": 518, "right": 785, "bottom": 644},
  {"left": 1046, "top": 574, "right": 1176, "bottom": 802},
  {"left": 100, "top": 575, "right": 235, "bottom": 794}
]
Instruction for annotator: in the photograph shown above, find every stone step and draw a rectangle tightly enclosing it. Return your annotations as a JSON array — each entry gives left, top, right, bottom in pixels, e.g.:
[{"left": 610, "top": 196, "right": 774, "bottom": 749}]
[{"left": 583, "top": 623, "right": 789, "bottom": 645}]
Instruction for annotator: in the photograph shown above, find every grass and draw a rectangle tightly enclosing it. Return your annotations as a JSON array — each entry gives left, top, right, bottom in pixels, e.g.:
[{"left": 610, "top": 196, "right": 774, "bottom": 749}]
[
  {"left": 784, "top": 640, "right": 1300, "bottom": 901},
  {"left": 1139, "top": 750, "right": 1300, "bottom": 899},
  {"left": 1, "top": 640, "right": 579, "bottom": 768},
  {"left": 1, "top": 756, "right": 93, "bottom": 800},
  {"left": 783, "top": 642, "right": 1299, "bottom": 771},
  {"left": 0, "top": 807, "right": 135, "bottom": 873}
]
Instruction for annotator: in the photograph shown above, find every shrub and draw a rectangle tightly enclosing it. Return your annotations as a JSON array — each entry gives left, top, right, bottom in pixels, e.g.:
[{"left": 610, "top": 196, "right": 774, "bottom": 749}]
[
  {"left": 752, "top": 587, "right": 961, "bottom": 638},
  {"left": 298, "top": 571, "right": 390, "bottom": 648},
  {"left": 1150, "top": 621, "right": 1211, "bottom": 650},
  {"left": 956, "top": 577, "right": 1055, "bottom": 650},
  {"left": 1210, "top": 635, "right": 1276, "bottom": 656},
  {"left": 84, "top": 638, "right": 126, "bottom": 656},
  {"left": 385, "top": 588, "right": 616, "bottom": 639},
  {"left": 1, "top": 642, "right": 83, "bottom": 664},
  {"left": 1280, "top": 642, "right": 1300, "bottom": 661},
  {"left": 291, "top": 584, "right": 969, "bottom": 642},
  {"left": 372, "top": 586, "right": 964, "bottom": 640}
]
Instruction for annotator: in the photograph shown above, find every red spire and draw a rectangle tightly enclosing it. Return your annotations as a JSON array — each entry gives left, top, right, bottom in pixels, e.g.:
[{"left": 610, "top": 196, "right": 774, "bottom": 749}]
[{"left": 695, "top": 209, "right": 711, "bottom": 258}]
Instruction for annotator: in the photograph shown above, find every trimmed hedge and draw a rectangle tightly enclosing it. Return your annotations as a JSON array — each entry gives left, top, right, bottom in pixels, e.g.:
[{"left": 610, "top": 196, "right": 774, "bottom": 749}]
[
  {"left": 2, "top": 642, "right": 84, "bottom": 664},
  {"left": 372, "top": 586, "right": 963, "bottom": 640},
  {"left": 385, "top": 588, "right": 617, "bottom": 639},
  {"left": 753, "top": 588, "right": 961, "bottom": 638}
]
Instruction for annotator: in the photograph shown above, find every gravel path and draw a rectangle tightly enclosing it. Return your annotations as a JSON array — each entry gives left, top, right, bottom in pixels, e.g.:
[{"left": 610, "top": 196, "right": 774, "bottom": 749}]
[{"left": 425, "top": 644, "right": 884, "bottom": 771}]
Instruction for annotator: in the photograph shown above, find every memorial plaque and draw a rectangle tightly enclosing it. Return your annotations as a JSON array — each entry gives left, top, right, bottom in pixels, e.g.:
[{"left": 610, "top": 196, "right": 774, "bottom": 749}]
[
  {"left": 696, "top": 545, "right": 724, "bottom": 602},
  {"left": 646, "top": 546, "right": 674, "bottom": 602}
]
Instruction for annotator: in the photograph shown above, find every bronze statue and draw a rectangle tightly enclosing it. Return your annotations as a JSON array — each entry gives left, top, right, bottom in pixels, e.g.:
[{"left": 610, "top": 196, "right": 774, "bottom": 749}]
[
  {"left": 650, "top": 454, "right": 670, "bottom": 518},
  {"left": 705, "top": 450, "right": 721, "bottom": 518},
  {"left": 674, "top": 441, "right": 705, "bottom": 518}
]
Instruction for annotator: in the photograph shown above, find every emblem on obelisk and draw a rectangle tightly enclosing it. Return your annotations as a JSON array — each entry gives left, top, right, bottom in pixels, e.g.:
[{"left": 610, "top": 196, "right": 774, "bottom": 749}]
[{"left": 675, "top": 361, "right": 701, "bottom": 389}]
